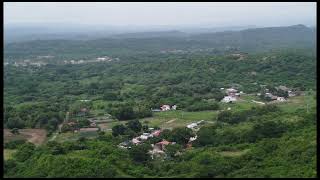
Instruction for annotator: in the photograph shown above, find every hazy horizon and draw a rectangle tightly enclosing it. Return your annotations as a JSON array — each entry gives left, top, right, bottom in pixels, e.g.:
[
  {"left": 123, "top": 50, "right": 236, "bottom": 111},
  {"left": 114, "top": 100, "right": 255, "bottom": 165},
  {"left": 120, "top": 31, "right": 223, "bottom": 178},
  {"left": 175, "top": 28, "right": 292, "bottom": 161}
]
[{"left": 4, "top": 2, "right": 317, "bottom": 28}]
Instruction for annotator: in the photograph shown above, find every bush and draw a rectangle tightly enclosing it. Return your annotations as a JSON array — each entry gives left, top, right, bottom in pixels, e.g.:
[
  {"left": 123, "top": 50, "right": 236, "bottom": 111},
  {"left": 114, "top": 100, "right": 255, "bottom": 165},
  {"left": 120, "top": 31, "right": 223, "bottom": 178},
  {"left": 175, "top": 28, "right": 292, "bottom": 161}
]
[
  {"left": 168, "top": 127, "right": 195, "bottom": 145},
  {"left": 129, "top": 144, "right": 152, "bottom": 163},
  {"left": 111, "top": 106, "right": 135, "bottom": 120},
  {"left": 126, "top": 119, "right": 142, "bottom": 133},
  {"left": 14, "top": 142, "right": 35, "bottom": 162},
  {"left": 4, "top": 139, "right": 27, "bottom": 149},
  {"left": 112, "top": 124, "right": 127, "bottom": 137}
]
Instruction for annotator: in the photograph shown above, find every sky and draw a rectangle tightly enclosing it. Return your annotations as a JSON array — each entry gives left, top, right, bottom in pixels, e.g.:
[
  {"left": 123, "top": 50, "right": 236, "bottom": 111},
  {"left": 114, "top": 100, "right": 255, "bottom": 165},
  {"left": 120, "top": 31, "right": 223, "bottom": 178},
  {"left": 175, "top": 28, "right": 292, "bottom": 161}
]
[{"left": 4, "top": 2, "right": 317, "bottom": 27}]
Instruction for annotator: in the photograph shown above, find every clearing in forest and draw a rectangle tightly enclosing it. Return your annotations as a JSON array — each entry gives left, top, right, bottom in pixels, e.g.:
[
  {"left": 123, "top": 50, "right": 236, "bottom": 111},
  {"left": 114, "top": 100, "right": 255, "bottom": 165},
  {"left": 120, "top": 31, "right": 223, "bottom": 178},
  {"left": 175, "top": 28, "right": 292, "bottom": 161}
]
[{"left": 4, "top": 129, "right": 47, "bottom": 145}]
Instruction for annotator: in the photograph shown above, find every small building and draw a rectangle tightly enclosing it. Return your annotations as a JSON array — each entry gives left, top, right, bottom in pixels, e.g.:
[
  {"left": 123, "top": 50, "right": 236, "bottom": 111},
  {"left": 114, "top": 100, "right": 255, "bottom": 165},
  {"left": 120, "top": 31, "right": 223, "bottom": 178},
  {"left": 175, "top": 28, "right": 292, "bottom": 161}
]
[
  {"left": 161, "top": 105, "right": 171, "bottom": 111},
  {"left": 152, "top": 130, "right": 162, "bottom": 137},
  {"left": 155, "top": 140, "right": 171, "bottom": 151},
  {"left": 90, "top": 122, "right": 97, "bottom": 127},
  {"left": 187, "top": 123, "right": 198, "bottom": 129},
  {"left": 221, "top": 96, "right": 237, "bottom": 103},
  {"left": 227, "top": 107, "right": 231, "bottom": 110},
  {"left": 189, "top": 135, "right": 197, "bottom": 142},
  {"left": 132, "top": 138, "right": 141, "bottom": 145},
  {"left": 197, "top": 120, "right": 205, "bottom": 125},
  {"left": 97, "top": 57, "right": 107, "bottom": 61},
  {"left": 171, "top": 105, "right": 177, "bottom": 110},
  {"left": 271, "top": 95, "right": 278, "bottom": 100},
  {"left": 277, "top": 97, "right": 286, "bottom": 102},
  {"left": 118, "top": 141, "right": 131, "bottom": 149},
  {"left": 226, "top": 88, "right": 238, "bottom": 94},
  {"left": 288, "top": 91, "right": 296, "bottom": 97},
  {"left": 140, "top": 135, "right": 149, "bottom": 140}
]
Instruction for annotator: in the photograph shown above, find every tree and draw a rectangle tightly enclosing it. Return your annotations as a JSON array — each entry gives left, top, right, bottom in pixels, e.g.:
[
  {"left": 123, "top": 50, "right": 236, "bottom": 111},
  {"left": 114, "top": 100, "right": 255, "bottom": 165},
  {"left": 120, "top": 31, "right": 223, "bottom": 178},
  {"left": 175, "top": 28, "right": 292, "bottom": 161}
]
[
  {"left": 168, "top": 127, "right": 194, "bottom": 145},
  {"left": 126, "top": 120, "right": 142, "bottom": 133},
  {"left": 142, "top": 125, "right": 149, "bottom": 132},
  {"left": 14, "top": 142, "right": 35, "bottom": 162},
  {"left": 129, "top": 144, "right": 152, "bottom": 163},
  {"left": 112, "top": 124, "right": 127, "bottom": 137},
  {"left": 217, "top": 111, "right": 233, "bottom": 123},
  {"left": 194, "top": 126, "right": 217, "bottom": 147},
  {"left": 112, "top": 106, "right": 135, "bottom": 120},
  {"left": 6, "top": 117, "right": 25, "bottom": 129},
  {"left": 165, "top": 144, "right": 182, "bottom": 158}
]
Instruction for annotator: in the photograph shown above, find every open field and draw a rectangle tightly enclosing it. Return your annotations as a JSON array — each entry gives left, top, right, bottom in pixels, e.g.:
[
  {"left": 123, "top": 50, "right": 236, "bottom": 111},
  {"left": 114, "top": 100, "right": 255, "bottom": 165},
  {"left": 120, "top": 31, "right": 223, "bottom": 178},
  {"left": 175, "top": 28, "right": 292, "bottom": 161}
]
[
  {"left": 277, "top": 91, "right": 316, "bottom": 113},
  {"left": 54, "top": 131, "right": 99, "bottom": 143},
  {"left": 4, "top": 149, "right": 17, "bottom": 160},
  {"left": 4, "top": 129, "right": 47, "bottom": 146}
]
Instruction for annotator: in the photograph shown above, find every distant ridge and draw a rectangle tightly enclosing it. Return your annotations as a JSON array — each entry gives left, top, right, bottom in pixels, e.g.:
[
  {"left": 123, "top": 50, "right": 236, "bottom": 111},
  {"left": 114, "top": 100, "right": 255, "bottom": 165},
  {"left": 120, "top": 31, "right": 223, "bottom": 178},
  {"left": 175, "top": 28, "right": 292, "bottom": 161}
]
[{"left": 110, "top": 30, "right": 187, "bottom": 39}]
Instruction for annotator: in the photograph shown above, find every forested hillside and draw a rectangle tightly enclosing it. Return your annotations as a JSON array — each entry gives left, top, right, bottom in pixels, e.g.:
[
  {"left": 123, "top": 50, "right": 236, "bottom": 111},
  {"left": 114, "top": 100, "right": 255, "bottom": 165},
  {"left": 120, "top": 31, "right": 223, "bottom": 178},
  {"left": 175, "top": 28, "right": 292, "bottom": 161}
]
[{"left": 4, "top": 25, "right": 316, "bottom": 61}]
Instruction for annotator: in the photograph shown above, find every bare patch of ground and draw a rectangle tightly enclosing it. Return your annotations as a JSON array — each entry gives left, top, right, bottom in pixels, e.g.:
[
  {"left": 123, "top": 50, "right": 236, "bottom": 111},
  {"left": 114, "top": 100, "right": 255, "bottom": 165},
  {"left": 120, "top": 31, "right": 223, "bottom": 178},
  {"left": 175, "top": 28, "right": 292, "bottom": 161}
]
[
  {"left": 166, "top": 119, "right": 177, "bottom": 124},
  {"left": 4, "top": 129, "right": 47, "bottom": 145}
]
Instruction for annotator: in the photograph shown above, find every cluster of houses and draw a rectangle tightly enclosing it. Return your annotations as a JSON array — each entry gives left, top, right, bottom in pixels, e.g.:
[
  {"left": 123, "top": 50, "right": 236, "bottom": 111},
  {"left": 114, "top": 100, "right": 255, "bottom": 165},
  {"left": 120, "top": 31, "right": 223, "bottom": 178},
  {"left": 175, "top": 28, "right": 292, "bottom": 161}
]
[
  {"left": 118, "top": 128, "right": 162, "bottom": 149},
  {"left": 118, "top": 120, "right": 206, "bottom": 159},
  {"left": 152, "top": 104, "right": 177, "bottom": 112},
  {"left": 221, "top": 88, "right": 243, "bottom": 103},
  {"left": 10, "top": 60, "right": 48, "bottom": 67},
  {"left": 64, "top": 56, "right": 119, "bottom": 65},
  {"left": 258, "top": 85, "right": 300, "bottom": 102}
]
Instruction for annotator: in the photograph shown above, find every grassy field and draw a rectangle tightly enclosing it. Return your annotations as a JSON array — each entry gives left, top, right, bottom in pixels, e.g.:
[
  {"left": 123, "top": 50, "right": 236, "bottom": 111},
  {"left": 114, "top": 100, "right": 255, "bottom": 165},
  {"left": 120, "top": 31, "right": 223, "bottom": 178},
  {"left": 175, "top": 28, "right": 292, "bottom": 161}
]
[
  {"left": 141, "top": 110, "right": 218, "bottom": 129},
  {"left": 277, "top": 91, "right": 316, "bottom": 113},
  {"left": 54, "top": 131, "right": 99, "bottom": 143},
  {"left": 4, "top": 149, "right": 17, "bottom": 160}
]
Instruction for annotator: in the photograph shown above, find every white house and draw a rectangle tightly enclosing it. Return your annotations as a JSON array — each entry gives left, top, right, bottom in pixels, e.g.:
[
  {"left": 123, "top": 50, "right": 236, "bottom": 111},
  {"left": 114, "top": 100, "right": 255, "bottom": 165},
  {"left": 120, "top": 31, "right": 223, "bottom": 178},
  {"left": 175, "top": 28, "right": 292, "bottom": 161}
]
[
  {"left": 196, "top": 120, "right": 205, "bottom": 125},
  {"left": 189, "top": 135, "right": 198, "bottom": 142},
  {"left": 161, "top": 105, "right": 171, "bottom": 111},
  {"left": 97, "top": 57, "right": 107, "bottom": 61},
  {"left": 277, "top": 97, "right": 286, "bottom": 102},
  {"left": 171, "top": 105, "right": 177, "bottom": 110},
  {"left": 226, "top": 88, "right": 238, "bottom": 94},
  {"left": 221, "top": 96, "right": 237, "bottom": 103},
  {"left": 187, "top": 123, "right": 198, "bottom": 129},
  {"left": 139, "top": 135, "right": 149, "bottom": 140}
]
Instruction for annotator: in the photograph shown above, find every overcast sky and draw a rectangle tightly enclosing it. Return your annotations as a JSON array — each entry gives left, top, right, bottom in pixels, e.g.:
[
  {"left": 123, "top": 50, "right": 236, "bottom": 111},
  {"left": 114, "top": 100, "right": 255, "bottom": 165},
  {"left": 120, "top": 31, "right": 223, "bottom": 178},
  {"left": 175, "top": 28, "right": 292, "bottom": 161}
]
[{"left": 4, "top": 2, "right": 317, "bottom": 27}]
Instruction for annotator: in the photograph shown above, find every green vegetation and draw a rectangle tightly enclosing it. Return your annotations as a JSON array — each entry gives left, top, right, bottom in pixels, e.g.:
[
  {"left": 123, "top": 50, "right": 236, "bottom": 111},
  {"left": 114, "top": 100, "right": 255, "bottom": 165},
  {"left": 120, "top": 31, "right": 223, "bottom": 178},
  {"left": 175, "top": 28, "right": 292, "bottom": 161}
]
[{"left": 3, "top": 25, "right": 316, "bottom": 178}]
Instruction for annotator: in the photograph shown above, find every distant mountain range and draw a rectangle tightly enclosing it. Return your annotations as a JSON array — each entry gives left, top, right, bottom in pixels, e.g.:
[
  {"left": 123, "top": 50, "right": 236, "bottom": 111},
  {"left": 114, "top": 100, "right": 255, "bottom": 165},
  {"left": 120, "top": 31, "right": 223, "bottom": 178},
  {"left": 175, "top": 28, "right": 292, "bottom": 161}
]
[
  {"left": 4, "top": 23, "right": 314, "bottom": 43},
  {"left": 4, "top": 24, "right": 316, "bottom": 61}
]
